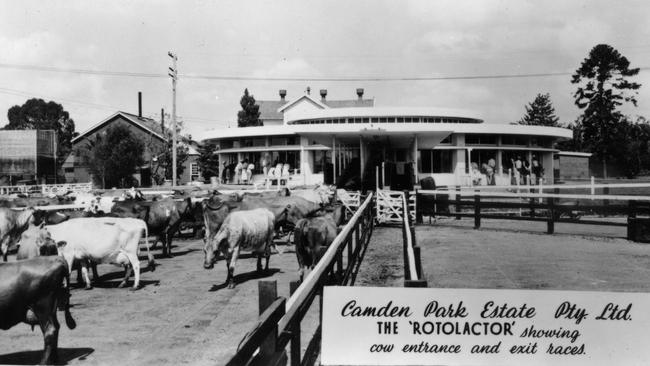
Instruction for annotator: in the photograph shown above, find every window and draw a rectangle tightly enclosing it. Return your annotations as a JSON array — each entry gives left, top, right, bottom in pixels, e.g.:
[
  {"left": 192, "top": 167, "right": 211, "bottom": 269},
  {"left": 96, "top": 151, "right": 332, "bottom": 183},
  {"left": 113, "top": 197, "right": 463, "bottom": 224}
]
[
  {"left": 64, "top": 167, "right": 74, "bottom": 173},
  {"left": 501, "top": 135, "right": 528, "bottom": 146},
  {"left": 190, "top": 163, "right": 200, "bottom": 181},
  {"left": 465, "top": 134, "right": 497, "bottom": 145},
  {"left": 418, "top": 150, "right": 453, "bottom": 173}
]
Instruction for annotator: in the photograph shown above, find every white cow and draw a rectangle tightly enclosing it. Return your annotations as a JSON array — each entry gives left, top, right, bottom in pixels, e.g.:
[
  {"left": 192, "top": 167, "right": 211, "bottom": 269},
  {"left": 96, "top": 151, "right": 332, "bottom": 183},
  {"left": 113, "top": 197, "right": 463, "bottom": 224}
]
[
  {"left": 203, "top": 208, "right": 275, "bottom": 289},
  {"left": 43, "top": 217, "right": 151, "bottom": 290}
]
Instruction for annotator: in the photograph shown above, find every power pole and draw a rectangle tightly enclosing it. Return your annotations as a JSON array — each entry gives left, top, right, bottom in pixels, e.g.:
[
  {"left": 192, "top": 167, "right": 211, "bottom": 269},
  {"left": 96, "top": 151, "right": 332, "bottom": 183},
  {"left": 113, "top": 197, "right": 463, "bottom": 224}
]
[{"left": 168, "top": 51, "right": 178, "bottom": 187}]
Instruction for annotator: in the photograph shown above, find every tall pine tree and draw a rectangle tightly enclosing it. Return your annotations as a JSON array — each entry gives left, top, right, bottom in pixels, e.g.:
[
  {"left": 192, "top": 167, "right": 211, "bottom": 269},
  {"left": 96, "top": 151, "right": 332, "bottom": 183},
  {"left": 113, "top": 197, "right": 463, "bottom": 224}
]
[
  {"left": 237, "top": 88, "right": 262, "bottom": 127},
  {"left": 517, "top": 93, "right": 561, "bottom": 127},
  {"left": 571, "top": 44, "right": 641, "bottom": 177}
]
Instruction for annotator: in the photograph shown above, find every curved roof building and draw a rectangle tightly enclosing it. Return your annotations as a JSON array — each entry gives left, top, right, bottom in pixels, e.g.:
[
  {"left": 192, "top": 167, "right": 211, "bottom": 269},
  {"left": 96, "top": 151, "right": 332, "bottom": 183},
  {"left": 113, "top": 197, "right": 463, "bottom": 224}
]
[{"left": 200, "top": 88, "right": 572, "bottom": 189}]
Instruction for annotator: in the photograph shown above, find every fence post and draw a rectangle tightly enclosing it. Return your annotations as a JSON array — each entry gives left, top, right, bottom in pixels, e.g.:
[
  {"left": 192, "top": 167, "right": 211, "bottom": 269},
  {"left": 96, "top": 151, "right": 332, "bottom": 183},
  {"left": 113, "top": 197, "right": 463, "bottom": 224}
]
[
  {"left": 603, "top": 186, "right": 610, "bottom": 217},
  {"left": 289, "top": 281, "right": 301, "bottom": 366},
  {"left": 547, "top": 197, "right": 555, "bottom": 234},
  {"left": 628, "top": 200, "right": 637, "bottom": 240},
  {"left": 415, "top": 189, "right": 423, "bottom": 224},
  {"left": 455, "top": 185, "right": 461, "bottom": 220},
  {"left": 258, "top": 281, "right": 278, "bottom": 363},
  {"left": 529, "top": 197, "right": 535, "bottom": 218},
  {"left": 474, "top": 194, "right": 481, "bottom": 229}
]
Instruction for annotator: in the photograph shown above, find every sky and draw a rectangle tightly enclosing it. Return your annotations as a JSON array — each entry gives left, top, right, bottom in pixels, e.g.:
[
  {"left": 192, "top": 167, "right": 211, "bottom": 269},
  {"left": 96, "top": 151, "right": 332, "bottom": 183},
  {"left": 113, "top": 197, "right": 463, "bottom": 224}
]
[{"left": 0, "top": 0, "right": 649, "bottom": 140}]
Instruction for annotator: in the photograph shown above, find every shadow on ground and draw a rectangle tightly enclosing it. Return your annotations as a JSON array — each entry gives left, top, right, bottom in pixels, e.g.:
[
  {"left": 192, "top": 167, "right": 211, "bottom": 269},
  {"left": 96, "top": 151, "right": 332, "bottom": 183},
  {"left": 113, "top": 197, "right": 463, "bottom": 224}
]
[{"left": 0, "top": 347, "right": 94, "bottom": 365}]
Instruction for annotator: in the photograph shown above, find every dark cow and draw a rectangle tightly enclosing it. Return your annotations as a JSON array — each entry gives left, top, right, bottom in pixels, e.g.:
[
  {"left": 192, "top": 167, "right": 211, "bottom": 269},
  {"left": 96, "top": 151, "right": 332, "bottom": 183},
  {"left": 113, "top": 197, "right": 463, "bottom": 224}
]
[
  {"left": 0, "top": 256, "right": 76, "bottom": 365},
  {"left": 293, "top": 215, "right": 338, "bottom": 281},
  {"left": 203, "top": 208, "right": 276, "bottom": 289},
  {"left": 144, "top": 197, "right": 193, "bottom": 257},
  {"left": 0, "top": 207, "right": 35, "bottom": 261}
]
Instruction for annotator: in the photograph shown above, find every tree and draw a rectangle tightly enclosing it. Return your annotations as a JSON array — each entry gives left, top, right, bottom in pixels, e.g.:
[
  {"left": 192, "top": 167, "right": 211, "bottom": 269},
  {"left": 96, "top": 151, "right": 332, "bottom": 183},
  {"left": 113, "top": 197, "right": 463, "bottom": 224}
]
[
  {"left": 517, "top": 93, "right": 561, "bottom": 127},
  {"left": 150, "top": 138, "right": 189, "bottom": 185},
  {"left": 85, "top": 125, "right": 144, "bottom": 188},
  {"left": 197, "top": 143, "right": 220, "bottom": 181},
  {"left": 4, "top": 98, "right": 79, "bottom": 171},
  {"left": 237, "top": 88, "right": 262, "bottom": 127},
  {"left": 571, "top": 44, "right": 641, "bottom": 177}
]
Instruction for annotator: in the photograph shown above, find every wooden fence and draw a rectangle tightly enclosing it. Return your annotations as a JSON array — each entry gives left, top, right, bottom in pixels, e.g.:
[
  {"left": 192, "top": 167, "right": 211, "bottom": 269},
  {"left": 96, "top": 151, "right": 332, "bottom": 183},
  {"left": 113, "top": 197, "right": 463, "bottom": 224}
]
[
  {"left": 226, "top": 193, "right": 375, "bottom": 366},
  {"left": 416, "top": 189, "right": 650, "bottom": 237},
  {"left": 402, "top": 192, "right": 427, "bottom": 287}
]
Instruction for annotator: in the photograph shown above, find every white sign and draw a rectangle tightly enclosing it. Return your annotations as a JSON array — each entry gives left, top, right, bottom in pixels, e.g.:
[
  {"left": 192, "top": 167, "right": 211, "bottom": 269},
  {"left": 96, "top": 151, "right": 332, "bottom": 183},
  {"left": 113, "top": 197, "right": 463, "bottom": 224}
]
[{"left": 322, "top": 286, "right": 650, "bottom": 366}]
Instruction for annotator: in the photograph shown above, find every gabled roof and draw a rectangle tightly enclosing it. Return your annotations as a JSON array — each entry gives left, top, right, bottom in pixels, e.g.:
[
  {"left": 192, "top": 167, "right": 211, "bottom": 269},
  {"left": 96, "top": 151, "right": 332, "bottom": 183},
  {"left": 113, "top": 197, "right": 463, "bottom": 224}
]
[
  {"left": 72, "top": 111, "right": 168, "bottom": 144},
  {"left": 277, "top": 94, "right": 328, "bottom": 113},
  {"left": 258, "top": 100, "right": 286, "bottom": 122}
]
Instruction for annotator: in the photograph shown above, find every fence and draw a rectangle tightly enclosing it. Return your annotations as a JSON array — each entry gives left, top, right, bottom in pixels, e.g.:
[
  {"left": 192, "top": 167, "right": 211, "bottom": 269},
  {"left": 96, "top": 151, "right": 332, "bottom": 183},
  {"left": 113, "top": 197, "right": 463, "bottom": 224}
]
[
  {"left": 226, "top": 193, "right": 375, "bottom": 366},
  {"left": 416, "top": 188, "right": 650, "bottom": 237},
  {"left": 0, "top": 182, "right": 92, "bottom": 196},
  {"left": 402, "top": 192, "right": 427, "bottom": 287}
]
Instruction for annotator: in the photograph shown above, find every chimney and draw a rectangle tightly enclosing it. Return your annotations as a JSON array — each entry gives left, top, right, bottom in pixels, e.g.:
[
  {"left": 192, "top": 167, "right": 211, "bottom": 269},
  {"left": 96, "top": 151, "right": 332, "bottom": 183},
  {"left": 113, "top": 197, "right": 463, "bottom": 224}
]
[
  {"left": 138, "top": 92, "right": 142, "bottom": 118},
  {"left": 279, "top": 89, "right": 287, "bottom": 101},
  {"left": 161, "top": 108, "right": 165, "bottom": 132},
  {"left": 320, "top": 89, "right": 327, "bottom": 101},
  {"left": 356, "top": 88, "right": 364, "bottom": 100},
  {"left": 306, "top": 86, "right": 311, "bottom": 95}
]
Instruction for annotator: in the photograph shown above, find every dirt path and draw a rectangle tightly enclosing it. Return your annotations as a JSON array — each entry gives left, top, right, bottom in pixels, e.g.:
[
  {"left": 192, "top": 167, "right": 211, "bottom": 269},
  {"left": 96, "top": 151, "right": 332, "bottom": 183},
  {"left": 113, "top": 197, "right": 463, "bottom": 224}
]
[{"left": 0, "top": 238, "right": 303, "bottom": 366}]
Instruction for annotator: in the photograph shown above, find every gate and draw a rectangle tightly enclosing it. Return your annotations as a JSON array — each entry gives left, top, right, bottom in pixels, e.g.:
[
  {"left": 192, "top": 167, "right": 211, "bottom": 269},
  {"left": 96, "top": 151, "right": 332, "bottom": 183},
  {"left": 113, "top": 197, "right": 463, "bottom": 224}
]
[{"left": 376, "top": 190, "right": 415, "bottom": 224}]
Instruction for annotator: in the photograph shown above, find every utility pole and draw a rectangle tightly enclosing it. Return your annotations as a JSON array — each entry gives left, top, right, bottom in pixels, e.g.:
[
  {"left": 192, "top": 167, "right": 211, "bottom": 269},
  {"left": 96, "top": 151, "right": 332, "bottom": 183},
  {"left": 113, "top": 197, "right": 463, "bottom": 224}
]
[{"left": 168, "top": 51, "right": 178, "bottom": 187}]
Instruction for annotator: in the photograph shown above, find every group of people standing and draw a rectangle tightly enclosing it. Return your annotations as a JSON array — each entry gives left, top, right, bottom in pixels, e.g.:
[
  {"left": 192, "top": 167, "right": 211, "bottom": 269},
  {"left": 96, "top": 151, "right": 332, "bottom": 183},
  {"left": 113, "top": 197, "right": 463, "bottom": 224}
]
[{"left": 510, "top": 155, "right": 544, "bottom": 185}]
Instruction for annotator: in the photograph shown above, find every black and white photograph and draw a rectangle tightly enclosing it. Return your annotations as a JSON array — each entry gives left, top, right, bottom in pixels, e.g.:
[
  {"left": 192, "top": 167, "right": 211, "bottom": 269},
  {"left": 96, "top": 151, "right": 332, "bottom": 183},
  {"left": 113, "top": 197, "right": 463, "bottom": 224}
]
[{"left": 1, "top": 1, "right": 650, "bottom": 365}]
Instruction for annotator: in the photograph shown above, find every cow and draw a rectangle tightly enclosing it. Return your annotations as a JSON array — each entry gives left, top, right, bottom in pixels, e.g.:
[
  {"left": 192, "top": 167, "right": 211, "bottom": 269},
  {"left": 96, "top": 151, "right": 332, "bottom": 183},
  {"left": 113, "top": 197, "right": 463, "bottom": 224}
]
[
  {"left": 42, "top": 217, "right": 151, "bottom": 290},
  {"left": 0, "top": 207, "right": 35, "bottom": 261},
  {"left": 0, "top": 256, "right": 76, "bottom": 365},
  {"left": 293, "top": 215, "right": 338, "bottom": 281},
  {"left": 203, "top": 208, "right": 276, "bottom": 289}
]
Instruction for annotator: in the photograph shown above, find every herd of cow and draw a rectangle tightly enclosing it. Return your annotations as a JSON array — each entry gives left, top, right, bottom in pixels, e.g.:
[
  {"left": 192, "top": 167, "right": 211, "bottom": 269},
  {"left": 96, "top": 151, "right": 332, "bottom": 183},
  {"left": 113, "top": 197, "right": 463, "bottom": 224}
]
[{"left": 0, "top": 185, "right": 344, "bottom": 365}]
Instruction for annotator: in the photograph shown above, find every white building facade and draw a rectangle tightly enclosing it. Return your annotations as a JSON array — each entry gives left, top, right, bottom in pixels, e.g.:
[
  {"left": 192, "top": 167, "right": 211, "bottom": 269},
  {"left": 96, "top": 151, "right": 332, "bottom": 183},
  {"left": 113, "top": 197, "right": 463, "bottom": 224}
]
[{"left": 200, "top": 89, "right": 572, "bottom": 189}]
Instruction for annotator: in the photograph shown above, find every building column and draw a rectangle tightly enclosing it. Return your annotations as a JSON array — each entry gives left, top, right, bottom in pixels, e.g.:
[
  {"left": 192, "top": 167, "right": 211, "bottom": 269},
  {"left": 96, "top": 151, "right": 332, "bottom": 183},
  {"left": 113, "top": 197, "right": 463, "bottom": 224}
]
[
  {"left": 359, "top": 137, "right": 366, "bottom": 182},
  {"left": 332, "top": 136, "right": 337, "bottom": 183}
]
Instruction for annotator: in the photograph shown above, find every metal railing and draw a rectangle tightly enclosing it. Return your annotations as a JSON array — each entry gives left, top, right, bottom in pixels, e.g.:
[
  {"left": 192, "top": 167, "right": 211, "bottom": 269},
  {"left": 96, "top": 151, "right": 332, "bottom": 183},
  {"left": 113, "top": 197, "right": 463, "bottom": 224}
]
[
  {"left": 226, "top": 193, "right": 375, "bottom": 366},
  {"left": 402, "top": 192, "right": 427, "bottom": 287}
]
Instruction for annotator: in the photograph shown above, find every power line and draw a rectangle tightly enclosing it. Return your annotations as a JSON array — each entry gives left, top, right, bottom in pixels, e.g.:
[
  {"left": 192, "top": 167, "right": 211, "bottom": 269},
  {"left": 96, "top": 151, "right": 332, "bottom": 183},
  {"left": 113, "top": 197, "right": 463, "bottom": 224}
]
[{"left": 1, "top": 61, "right": 647, "bottom": 82}]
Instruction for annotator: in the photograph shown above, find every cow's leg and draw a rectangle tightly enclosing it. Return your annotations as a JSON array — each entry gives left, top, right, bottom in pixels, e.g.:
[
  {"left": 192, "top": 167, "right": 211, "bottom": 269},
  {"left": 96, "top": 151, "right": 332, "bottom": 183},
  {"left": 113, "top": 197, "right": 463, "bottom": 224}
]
[
  {"left": 227, "top": 248, "right": 240, "bottom": 289},
  {"left": 126, "top": 252, "right": 141, "bottom": 290},
  {"left": 81, "top": 262, "right": 93, "bottom": 290},
  {"left": 118, "top": 264, "right": 132, "bottom": 288},
  {"left": 91, "top": 261, "right": 100, "bottom": 281},
  {"left": 165, "top": 228, "right": 174, "bottom": 258},
  {"left": 0, "top": 236, "right": 9, "bottom": 262},
  {"left": 35, "top": 297, "right": 60, "bottom": 365}
]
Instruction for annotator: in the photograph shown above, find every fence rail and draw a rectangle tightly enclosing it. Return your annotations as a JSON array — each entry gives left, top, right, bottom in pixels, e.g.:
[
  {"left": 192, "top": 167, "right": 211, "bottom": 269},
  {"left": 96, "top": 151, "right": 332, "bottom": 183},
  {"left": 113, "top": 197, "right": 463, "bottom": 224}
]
[
  {"left": 416, "top": 189, "right": 650, "bottom": 238},
  {"left": 226, "top": 193, "right": 375, "bottom": 366},
  {"left": 402, "top": 192, "right": 427, "bottom": 287}
]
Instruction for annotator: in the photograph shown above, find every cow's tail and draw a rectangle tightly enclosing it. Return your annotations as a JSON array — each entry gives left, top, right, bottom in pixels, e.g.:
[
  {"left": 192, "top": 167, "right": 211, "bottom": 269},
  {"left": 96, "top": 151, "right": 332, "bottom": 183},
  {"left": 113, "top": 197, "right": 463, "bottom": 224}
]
[
  {"left": 142, "top": 222, "right": 156, "bottom": 272},
  {"left": 58, "top": 265, "right": 77, "bottom": 330}
]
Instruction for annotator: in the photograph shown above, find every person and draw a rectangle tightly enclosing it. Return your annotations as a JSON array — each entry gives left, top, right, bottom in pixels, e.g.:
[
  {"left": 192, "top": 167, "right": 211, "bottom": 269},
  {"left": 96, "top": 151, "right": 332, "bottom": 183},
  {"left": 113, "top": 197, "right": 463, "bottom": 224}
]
[
  {"left": 222, "top": 162, "right": 230, "bottom": 184},
  {"left": 531, "top": 157, "right": 544, "bottom": 184},
  {"left": 511, "top": 156, "right": 522, "bottom": 185},
  {"left": 235, "top": 160, "right": 243, "bottom": 184},
  {"left": 246, "top": 162, "right": 254, "bottom": 185},
  {"left": 522, "top": 159, "right": 531, "bottom": 185}
]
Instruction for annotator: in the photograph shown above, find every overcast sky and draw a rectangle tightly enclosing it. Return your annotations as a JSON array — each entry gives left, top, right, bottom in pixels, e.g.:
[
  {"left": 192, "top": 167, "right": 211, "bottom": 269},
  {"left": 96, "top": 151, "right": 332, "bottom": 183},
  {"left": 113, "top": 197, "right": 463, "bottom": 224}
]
[{"left": 0, "top": 0, "right": 649, "bottom": 139}]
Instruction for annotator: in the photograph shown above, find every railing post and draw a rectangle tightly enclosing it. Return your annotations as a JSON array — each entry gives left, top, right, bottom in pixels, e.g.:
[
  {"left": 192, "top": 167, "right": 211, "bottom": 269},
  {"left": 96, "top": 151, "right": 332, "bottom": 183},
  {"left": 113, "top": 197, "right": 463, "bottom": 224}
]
[
  {"left": 258, "top": 281, "right": 278, "bottom": 363},
  {"left": 455, "top": 185, "right": 461, "bottom": 220},
  {"left": 289, "top": 281, "right": 301, "bottom": 366},
  {"left": 529, "top": 197, "right": 535, "bottom": 218},
  {"left": 603, "top": 186, "right": 610, "bottom": 217},
  {"left": 628, "top": 200, "right": 637, "bottom": 240},
  {"left": 474, "top": 193, "right": 481, "bottom": 229},
  {"left": 547, "top": 197, "right": 555, "bottom": 234},
  {"left": 415, "top": 189, "right": 423, "bottom": 224}
]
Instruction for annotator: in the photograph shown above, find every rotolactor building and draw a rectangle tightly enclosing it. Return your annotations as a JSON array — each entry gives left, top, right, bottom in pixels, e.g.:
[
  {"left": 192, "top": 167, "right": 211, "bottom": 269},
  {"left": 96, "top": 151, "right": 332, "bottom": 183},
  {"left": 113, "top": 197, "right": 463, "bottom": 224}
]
[{"left": 200, "top": 88, "right": 572, "bottom": 190}]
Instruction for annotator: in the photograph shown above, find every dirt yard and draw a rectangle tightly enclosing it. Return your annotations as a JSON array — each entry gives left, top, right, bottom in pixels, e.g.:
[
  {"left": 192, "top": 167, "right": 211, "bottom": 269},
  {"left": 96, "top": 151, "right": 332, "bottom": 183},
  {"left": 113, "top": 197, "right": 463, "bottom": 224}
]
[
  {"left": 0, "top": 237, "right": 305, "bottom": 366},
  {"left": 418, "top": 217, "right": 650, "bottom": 292}
]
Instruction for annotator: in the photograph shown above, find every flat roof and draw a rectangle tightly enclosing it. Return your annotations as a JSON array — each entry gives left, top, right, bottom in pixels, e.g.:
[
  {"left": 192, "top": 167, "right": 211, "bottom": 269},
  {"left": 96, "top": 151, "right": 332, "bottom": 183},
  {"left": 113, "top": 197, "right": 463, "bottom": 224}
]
[
  {"left": 199, "top": 123, "right": 572, "bottom": 142},
  {"left": 556, "top": 151, "right": 592, "bottom": 157}
]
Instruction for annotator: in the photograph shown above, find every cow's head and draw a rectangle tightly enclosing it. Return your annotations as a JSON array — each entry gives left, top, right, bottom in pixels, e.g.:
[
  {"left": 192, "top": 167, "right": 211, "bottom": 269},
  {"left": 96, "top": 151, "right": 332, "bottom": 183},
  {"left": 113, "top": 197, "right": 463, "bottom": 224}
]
[{"left": 203, "top": 238, "right": 218, "bottom": 269}]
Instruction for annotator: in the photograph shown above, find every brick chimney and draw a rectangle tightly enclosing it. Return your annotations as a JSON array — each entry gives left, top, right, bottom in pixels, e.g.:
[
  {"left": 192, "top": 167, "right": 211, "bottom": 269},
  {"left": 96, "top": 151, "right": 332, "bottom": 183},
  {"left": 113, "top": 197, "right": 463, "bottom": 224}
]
[
  {"left": 279, "top": 89, "right": 287, "bottom": 102},
  {"left": 320, "top": 89, "right": 327, "bottom": 101},
  {"left": 138, "top": 92, "right": 142, "bottom": 117},
  {"left": 356, "top": 88, "right": 364, "bottom": 100}
]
